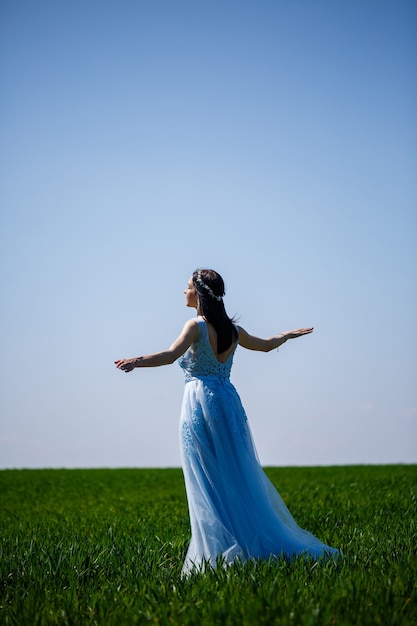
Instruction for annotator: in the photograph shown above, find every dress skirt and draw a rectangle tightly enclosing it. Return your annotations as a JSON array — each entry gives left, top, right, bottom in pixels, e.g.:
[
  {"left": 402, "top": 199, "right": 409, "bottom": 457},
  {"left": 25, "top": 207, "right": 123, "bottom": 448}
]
[{"left": 179, "top": 374, "right": 338, "bottom": 575}]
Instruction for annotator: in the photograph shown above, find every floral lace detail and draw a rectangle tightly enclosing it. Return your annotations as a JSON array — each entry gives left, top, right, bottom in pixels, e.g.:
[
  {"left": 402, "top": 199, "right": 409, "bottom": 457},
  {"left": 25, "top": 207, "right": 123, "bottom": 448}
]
[
  {"left": 178, "top": 318, "right": 237, "bottom": 382},
  {"left": 181, "top": 420, "right": 193, "bottom": 455},
  {"left": 205, "top": 387, "right": 218, "bottom": 420},
  {"left": 181, "top": 403, "right": 215, "bottom": 457},
  {"left": 229, "top": 402, "right": 248, "bottom": 438}
]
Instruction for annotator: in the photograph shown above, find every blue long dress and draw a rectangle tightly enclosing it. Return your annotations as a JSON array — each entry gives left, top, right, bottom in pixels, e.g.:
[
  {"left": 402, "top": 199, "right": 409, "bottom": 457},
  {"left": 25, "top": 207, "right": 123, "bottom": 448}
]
[{"left": 178, "top": 317, "right": 338, "bottom": 575}]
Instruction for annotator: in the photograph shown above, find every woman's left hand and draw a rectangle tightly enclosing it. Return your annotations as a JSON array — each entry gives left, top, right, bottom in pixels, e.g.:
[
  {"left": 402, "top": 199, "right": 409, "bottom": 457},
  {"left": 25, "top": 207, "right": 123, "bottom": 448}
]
[{"left": 284, "top": 327, "right": 314, "bottom": 339}]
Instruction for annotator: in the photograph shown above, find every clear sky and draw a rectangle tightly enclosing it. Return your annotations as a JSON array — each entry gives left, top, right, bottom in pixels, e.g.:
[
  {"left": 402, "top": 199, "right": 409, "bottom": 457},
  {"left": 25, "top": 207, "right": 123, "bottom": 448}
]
[{"left": 1, "top": 0, "right": 416, "bottom": 469}]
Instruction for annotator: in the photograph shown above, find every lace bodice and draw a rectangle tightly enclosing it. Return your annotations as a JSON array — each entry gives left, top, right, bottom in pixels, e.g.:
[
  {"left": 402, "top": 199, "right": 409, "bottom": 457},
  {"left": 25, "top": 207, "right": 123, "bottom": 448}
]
[{"left": 178, "top": 317, "right": 237, "bottom": 382}]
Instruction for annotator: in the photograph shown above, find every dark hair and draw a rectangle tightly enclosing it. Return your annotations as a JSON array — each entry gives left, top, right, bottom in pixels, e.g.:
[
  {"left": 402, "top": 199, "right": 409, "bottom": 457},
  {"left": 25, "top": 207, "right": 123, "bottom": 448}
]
[{"left": 192, "top": 269, "right": 237, "bottom": 353}]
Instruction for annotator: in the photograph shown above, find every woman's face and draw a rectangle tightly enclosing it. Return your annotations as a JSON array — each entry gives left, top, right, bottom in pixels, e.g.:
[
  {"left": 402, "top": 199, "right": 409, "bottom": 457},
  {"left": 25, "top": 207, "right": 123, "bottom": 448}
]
[{"left": 184, "top": 277, "right": 198, "bottom": 309}]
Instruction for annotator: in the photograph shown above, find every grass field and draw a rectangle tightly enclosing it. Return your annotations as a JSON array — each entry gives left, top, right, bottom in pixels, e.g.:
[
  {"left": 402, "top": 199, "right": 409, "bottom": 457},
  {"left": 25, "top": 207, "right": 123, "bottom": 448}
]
[{"left": 0, "top": 465, "right": 416, "bottom": 625}]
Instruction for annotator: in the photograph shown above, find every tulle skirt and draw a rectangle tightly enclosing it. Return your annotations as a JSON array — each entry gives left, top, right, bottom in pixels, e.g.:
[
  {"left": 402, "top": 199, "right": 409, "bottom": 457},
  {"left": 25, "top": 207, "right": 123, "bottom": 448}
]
[{"left": 179, "top": 376, "right": 339, "bottom": 575}]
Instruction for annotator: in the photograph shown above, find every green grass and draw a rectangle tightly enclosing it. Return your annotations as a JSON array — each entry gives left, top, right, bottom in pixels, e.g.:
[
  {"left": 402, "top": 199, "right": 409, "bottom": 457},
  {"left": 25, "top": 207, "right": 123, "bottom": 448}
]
[{"left": 1, "top": 466, "right": 416, "bottom": 625}]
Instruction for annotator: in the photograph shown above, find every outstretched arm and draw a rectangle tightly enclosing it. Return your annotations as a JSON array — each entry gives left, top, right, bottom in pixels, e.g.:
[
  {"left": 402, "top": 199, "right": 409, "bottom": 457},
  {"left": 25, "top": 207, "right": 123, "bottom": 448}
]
[
  {"left": 115, "top": 319, "right": 199, "bottom": 373},
  {"left": 237, "top": 326, "right": 313, "bottom": 352}
]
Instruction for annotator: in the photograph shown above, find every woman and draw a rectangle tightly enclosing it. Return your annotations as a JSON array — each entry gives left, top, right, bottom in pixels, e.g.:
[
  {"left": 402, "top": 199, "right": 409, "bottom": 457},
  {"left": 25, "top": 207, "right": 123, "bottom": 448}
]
[{"left": 115, "top": 269, "right": 339, "bottom": 575}]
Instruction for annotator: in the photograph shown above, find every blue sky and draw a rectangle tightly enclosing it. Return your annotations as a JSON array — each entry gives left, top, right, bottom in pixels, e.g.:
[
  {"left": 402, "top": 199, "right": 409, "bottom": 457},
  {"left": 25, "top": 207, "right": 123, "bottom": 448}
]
[{"left": 1, "top": 0, "right": 416, "bottom": 468}]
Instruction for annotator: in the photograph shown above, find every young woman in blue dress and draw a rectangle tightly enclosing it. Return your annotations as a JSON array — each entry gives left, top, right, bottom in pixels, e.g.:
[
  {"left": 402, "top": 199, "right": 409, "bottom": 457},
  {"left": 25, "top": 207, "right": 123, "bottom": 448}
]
[{"left": 115, "top": 269, "right": 338, "bottom": 574}]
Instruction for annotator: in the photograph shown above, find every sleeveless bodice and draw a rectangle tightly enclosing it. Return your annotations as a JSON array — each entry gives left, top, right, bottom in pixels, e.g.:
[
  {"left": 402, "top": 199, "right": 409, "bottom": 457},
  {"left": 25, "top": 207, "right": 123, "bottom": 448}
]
[{"left": 178, "top": 317, "right": 237, "bottom": 382}]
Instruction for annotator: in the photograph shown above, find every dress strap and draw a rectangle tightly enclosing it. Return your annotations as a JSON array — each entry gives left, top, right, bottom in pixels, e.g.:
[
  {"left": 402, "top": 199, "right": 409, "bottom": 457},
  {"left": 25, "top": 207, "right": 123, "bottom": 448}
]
[{"left": 196, "top": 317, "right": 208, "bottom": 340}]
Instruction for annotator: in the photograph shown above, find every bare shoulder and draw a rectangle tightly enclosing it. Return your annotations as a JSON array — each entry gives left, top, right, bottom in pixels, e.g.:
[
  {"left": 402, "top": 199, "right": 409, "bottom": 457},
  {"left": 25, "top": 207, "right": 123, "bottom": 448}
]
[
  {"left": 181, "top": 318, "right": 199, "bottom": 339},
  {"left": 236, "top": 325, "right": 250, "bottom": 346},
  {"left": 168, "top": 318, "right": 199, "bottom": 356},
  {"left": 236, "top": 325, "right": 248, "bottom": 341}
]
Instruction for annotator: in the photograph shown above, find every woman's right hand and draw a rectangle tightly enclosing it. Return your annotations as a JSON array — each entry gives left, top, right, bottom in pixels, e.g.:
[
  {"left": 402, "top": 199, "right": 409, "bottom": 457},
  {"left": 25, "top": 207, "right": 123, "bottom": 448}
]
[{"left": 115, "top": 358, "right": 138, "bottom": 373}]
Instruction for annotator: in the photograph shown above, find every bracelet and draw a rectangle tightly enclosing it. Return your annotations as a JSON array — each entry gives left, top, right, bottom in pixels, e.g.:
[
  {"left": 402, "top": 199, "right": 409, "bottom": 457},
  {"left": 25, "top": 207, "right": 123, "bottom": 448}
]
[{"left": 278, "top": 332, "right": 288, "bottom": 350}]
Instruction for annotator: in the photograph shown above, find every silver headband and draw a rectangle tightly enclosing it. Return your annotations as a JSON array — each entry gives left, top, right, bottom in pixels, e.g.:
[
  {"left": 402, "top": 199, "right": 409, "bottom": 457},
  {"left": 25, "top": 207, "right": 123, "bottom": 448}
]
[{"left": 195, "top": 271, "right": 223, "bottom": 301}]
